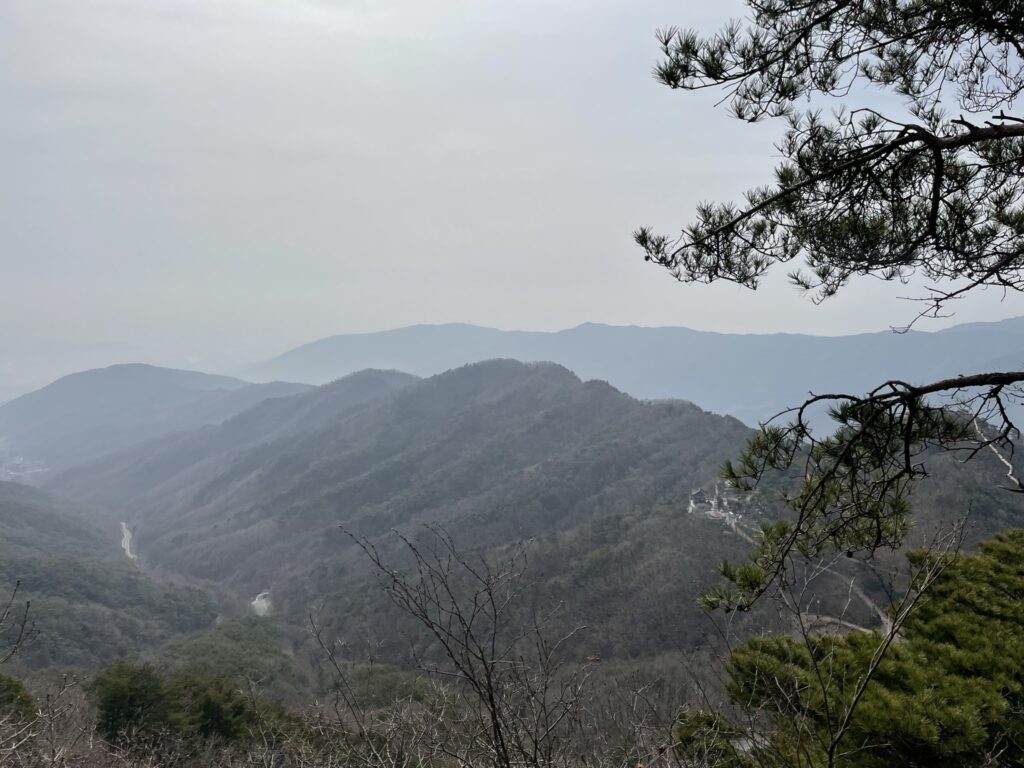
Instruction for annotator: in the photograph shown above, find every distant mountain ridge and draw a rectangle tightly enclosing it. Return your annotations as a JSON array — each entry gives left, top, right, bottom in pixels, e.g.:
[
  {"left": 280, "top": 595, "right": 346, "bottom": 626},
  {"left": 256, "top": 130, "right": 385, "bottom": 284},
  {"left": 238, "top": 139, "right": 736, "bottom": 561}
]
[
  {"left": 46, "top": 360, "right": 759, "bottom": 659},
  {"left": 9, "top": 317, "right": 1022, "bottom": 477},
  {"left": 245, "top": 317, "right": 1024, "bottom": 426},
  {"left": 0, "top": 363, "right": 312, "bottom": 474}
]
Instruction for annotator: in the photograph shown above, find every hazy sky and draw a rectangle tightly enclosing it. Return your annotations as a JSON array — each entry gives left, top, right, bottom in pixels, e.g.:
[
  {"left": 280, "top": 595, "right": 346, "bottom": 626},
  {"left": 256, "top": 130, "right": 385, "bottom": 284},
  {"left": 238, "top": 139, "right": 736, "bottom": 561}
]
[{"left": 3, "top": 0, "right": 1023, "bottom": 392}]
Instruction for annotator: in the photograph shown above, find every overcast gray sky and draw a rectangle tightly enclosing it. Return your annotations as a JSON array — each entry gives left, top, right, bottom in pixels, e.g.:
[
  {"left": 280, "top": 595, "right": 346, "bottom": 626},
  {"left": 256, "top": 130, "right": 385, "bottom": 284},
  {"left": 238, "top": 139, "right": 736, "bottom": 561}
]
[{"left": 3, "top": 0, "right": 1023, "bottom": 394}]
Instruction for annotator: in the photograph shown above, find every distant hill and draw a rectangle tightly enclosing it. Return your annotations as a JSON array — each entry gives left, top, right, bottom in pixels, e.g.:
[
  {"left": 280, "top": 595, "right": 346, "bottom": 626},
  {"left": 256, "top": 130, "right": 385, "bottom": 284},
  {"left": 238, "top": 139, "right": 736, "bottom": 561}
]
[
  {"left": 0, "top": 481, "right": 215, "bottom": 669},
  {"left": 52, "top": 369, "right": 420, "bottom": 511},
  {"left": 46, "top": 361, "right": 771, "bottom": 659},
  {"left": 245, "top": 318, "right": 1024, "bottom": 426},
  {"left": 0, "top": 363, "right": 312, "bottom": 475},
  {"left": 41, "top": 360, "right": 1024, "bottom": 668}
]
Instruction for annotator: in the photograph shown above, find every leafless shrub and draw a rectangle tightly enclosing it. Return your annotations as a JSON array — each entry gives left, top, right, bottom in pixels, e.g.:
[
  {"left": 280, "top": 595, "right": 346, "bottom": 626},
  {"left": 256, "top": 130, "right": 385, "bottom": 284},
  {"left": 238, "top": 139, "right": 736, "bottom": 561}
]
[{"left": 322, "top": 524, "right": 698, "bottom": 768}]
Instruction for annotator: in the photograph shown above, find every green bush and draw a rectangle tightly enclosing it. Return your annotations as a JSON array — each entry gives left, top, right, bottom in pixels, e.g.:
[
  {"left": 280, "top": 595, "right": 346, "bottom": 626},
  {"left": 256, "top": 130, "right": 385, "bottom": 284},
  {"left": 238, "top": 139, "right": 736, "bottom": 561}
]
[
  {"left": 88, "top": 661, "right": 169, "bottom": 740},
  {"left": 699, "top": 529, "right": 1024, "bottom": 768},
  {"left": 0, "top": 673, "right": 35, "bottom": 720},
  {"left": 167, "top": 673, "right": 255, "bottom": 741},
  {"left": 88, "top": 661, "right": 262, "bottom": 744}
]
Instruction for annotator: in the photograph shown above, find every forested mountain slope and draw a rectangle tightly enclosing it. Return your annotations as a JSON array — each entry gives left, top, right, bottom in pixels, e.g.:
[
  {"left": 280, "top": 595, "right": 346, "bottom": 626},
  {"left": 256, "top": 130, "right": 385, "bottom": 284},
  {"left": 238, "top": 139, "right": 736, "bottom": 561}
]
[
  {"left": 42, "top": 360, "right": 1024, "bottom": 666},
  {"left": 0, "top": 481, "right": 215, "bottom": 669},
  {"left": 246, "top": 318, "right": 1024, "bottom": 426},
  {"left": 0, "top": 363, "right": 311, "bottom": 474},
  {"left": 51, "top": 369, "right": 420, "bottom": 512},
  {"left": 47, "top": 361, "right": 757, "bottom": 658}
]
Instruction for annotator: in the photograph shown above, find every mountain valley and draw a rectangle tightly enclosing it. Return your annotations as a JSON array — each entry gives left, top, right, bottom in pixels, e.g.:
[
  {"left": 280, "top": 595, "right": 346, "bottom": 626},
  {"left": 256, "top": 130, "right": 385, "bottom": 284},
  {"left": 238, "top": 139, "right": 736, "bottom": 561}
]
[{"left": 0, "top": 346, "right": 1014, "bottom": 688}]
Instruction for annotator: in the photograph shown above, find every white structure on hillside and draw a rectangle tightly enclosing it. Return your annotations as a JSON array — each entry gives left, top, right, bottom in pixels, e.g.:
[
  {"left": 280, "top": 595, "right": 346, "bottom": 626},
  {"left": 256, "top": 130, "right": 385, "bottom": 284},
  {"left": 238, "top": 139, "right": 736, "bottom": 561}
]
[
  {"left": 251, "top": 591, "right": 272, "bottom": 617},
  {"left": 689, "top": 483, "right": 744, "bottom": 522}
]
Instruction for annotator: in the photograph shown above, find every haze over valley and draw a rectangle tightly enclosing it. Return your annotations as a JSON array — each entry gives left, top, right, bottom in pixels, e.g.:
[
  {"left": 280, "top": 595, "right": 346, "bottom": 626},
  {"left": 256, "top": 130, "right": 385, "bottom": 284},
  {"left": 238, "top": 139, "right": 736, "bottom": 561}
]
[
  {"left": 7, "top": 316, "right": 1024, "bottom": 479},
  {"left": 3, "top": 321, "right": 1021, "bottom": 681},
  {"left": 4, "top": 0, "right": 1024, "bottom": 764}
]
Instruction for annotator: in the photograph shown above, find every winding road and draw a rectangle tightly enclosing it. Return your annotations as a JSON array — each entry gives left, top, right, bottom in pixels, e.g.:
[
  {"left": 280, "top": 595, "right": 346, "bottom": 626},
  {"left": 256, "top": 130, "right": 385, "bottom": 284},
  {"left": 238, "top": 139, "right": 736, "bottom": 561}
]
[{"left": 120, "top": 522, "right": 137, "bottom": 561}]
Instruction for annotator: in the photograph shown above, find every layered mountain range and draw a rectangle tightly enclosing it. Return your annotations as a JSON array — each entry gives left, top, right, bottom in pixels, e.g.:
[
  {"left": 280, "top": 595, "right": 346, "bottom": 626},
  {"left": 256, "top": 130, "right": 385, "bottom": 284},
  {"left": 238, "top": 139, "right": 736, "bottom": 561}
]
[
  {"left": 46, "top": 361, "right": 757, "bottom": 658},
  {"left": 35, "top": 358, "right": 1021, "bottom": 666},
  {"left": 2, "top": 319, "right": 1022, "bottom": 674},
  {"left": 246, "top": 318, "right": 1024, "bottom": 426}
]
